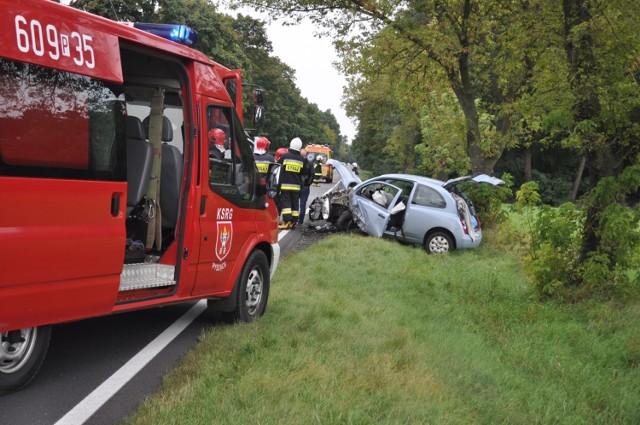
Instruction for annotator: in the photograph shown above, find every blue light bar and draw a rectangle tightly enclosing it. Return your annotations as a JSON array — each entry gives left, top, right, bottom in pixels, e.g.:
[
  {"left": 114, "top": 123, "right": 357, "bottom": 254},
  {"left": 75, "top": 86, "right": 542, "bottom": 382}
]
[{"left": 134, "top": 23, "right": 198, "bottom": 47}]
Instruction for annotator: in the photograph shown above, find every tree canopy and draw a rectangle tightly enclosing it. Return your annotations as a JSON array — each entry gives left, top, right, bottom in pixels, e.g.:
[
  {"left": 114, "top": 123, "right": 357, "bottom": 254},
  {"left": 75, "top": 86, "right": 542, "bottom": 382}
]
[{"left": 69, "top": 0, "right": 346, "bottom": 154}]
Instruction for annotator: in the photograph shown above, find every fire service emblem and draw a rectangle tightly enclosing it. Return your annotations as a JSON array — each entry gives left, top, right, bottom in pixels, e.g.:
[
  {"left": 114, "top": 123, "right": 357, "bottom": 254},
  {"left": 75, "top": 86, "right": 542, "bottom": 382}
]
[{"left": 216, "top": 221, "right": 233, "bottom": 261}]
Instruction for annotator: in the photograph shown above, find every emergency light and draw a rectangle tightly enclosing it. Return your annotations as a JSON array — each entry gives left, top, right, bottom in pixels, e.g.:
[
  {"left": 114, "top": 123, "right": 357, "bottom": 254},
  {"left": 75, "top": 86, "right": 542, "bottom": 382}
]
[{"left": 133, "top": 23, "right": 198, "bottom": 47}]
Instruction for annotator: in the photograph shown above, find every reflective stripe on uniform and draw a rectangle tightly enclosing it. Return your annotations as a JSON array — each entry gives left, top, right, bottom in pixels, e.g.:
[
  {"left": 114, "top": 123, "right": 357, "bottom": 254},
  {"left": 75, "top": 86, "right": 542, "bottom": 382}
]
[{"left": 280, "top": 183, "right": 301, "bottom": 191}]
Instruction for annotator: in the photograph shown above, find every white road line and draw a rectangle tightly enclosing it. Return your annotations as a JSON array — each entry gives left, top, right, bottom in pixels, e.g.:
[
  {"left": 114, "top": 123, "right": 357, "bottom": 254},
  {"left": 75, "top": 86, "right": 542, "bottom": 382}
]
[
  {"left": 54, "top": 300, "right": 207, "bottom": 425},
  {"left": 57, "top": 202, "right": 321, "bottom": 424},
  {"left": 278, "top": 229, "right": 289, "bottom": 240}
]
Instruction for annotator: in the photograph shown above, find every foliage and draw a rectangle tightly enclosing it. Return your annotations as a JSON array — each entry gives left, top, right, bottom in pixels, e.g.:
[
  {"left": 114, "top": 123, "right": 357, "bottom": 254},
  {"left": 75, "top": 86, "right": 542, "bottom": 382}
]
[
  {"left": 523, "top": 203, "right": 584, "bottom": 299},
  {"left": 530, "top": 169, "right": 574, "bottom": 206},
  {"left": 458, "top": 173, "right": 513, "bottom": 229},
  {"left": 69, "top": 1, "right": 345, "bottom": 154},
  {"left": 515, "top": 181, "right": 541, "bottom": 208},
  {"left": 524, "top": 163, "right": 640, "bottom": 300},
  {"left": 416, "top": 91, "right": 469, "bottom": 178}
]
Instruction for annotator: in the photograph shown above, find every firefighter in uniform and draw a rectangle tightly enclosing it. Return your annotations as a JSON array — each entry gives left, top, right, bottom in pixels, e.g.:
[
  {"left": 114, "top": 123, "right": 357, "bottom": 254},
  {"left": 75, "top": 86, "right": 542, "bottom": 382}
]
[
  {"left": 208, "top": 128, "right": 227, "bottom": 160},
  {"left": 312, "top": 155, "right": 323, "bottom": 186},
  {"left": 253, "top": 136, "right": 273, "bottom": 178},
  {"left": 278, "top": 137, "right": 304, "bottom": 229},
  {"left": 273, "top": 147, "right": 288, "bottom": 215}
]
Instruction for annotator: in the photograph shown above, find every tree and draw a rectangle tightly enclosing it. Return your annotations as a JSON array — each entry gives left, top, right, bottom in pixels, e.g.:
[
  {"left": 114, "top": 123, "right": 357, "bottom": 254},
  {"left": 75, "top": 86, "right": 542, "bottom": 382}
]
[{"left": 235, "top": 0, "right": 550, "bottom": 174}]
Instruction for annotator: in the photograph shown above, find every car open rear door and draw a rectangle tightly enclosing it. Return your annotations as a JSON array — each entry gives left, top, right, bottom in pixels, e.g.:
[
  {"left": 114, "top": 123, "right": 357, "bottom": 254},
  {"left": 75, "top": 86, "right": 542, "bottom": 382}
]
[{"left": 351, "top": 182, "right": 402, "bottom": 237}]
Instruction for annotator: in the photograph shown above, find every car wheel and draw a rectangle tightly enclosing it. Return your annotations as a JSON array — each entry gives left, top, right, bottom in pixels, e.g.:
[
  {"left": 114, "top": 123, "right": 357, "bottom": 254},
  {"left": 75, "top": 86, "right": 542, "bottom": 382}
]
[
  {"left": 425, "top": 232, "right": 453, "bottom": 254},
  {"left": 335, "top": 211, "right": 354, "bottom": 231},
  {"left": 231, "top": 250, "right": 270, "bottom": 322},
  {"left": 0, "top": 325, "right": 51, "bottom": 394}
]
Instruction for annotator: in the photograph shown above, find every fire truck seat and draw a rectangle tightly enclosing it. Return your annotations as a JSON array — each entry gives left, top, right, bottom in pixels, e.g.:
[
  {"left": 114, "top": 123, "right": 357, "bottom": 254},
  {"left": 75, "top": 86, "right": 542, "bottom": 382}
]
[
  {"left": 143, "top": 115, "right": 173, "bottom": 142},
  {"left": 125, "top": 116, "right": 153, "bottom": 215},
  {"left": 161, "top": 143, "right": 183, "bottom": 229}
]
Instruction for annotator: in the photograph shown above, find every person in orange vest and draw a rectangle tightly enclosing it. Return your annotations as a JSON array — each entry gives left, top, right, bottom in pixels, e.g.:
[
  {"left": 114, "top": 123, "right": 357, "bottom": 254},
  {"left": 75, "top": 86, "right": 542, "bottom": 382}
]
[{"left": 277, "top": 137, "right": 304, "bottom": 229}]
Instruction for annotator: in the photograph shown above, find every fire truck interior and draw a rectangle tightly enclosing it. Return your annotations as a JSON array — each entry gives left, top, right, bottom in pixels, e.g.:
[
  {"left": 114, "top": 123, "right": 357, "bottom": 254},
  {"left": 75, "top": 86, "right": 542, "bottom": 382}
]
[{"left": 119, "top": 46, "right": 188, "bottom": 262}]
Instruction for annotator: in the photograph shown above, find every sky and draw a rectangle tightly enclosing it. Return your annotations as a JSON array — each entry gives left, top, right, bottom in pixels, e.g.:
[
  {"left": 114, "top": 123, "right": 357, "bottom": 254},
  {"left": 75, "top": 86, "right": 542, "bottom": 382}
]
[
  {"left": 60, "top": 0, "right": 357, "bottom": 143},
  {"left": 219, "top": 5, "right": 357, "bottom": 144}
]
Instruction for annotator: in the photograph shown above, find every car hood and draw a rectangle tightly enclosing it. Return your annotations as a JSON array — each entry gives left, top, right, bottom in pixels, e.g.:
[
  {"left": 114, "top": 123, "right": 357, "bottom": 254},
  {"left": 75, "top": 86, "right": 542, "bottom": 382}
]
[
  {"left": 442, "top": 174, "right": 505, "bottom": 190},
  {"left": 327, "top": 159, "right": 362, "bottom": 188}
]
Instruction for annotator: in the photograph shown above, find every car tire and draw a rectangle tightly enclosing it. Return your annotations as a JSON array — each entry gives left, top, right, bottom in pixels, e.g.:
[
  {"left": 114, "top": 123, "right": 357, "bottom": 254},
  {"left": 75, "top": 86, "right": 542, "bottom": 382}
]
[
  {"left": 335, "top": 211, "right": 354, "bottom": 232},
  {"left": 425, "top": 232, "right": 453, "bottom": 254},
  {"left": 0, "top": 325, "right": 51, "bottom": 394}
]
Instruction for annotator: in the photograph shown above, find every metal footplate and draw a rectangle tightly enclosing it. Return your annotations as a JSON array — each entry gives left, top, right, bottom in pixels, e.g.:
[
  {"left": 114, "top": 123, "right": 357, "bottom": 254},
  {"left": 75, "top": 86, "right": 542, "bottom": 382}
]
[{"left": 119, "top": 263, "right": 176, "bottom": 292}]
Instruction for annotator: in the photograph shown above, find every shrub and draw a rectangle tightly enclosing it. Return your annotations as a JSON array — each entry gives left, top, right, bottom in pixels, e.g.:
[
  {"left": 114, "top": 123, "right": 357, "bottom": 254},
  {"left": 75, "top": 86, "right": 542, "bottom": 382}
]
[
  {"left": 524, "top": 162, "right": 640, "bottom": 301},
  {"left": 460, "top": 173, "right": 513, "bottom": 228}
]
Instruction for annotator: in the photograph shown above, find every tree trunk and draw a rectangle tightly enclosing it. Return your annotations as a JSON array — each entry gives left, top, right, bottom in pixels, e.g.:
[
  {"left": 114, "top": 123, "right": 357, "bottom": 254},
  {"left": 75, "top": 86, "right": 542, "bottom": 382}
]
[
  {"left": 563, "top": 0, "right": 615, "bottom": 267},
  {"left": 524, "top": 147, "right": 533, "bottom": 181},
  {"left": 570, "top": 154, "right": 586, "bottom": 200},
  {"left": 449, "top": 71, "right": 499, "bottom": 175}
]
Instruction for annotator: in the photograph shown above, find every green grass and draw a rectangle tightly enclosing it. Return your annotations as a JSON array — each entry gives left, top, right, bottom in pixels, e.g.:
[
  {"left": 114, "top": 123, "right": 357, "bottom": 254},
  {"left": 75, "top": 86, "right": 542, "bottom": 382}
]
[{"left": 125, "top": 234, "right": 640, "bottom": 425}]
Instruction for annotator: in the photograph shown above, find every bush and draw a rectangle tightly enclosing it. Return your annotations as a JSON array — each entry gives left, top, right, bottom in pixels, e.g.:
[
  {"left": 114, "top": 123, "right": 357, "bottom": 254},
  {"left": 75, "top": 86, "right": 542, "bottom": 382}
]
[
  {"left": 460, "top": 173, "right": 513, "bottom": 228},
  {"left": 523, "top": 162, "right": 640, "bottom": 301}
]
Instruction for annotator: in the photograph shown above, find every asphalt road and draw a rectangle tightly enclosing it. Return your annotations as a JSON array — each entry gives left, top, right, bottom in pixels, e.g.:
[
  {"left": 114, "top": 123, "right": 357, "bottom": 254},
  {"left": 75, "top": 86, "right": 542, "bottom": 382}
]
[{"left": 0, "top": 179, "right": 339, "bottom": 425}]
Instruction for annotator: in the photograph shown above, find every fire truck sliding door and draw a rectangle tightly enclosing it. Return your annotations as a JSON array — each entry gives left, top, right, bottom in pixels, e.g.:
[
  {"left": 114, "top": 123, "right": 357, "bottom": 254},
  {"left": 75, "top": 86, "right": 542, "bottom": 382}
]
[{"left": 0, "top": 61, "right": 127, "bottom": 329}]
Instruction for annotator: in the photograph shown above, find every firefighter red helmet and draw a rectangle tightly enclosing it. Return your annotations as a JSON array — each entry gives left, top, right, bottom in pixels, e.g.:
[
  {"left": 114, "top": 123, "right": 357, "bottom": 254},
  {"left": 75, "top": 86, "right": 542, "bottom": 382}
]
[
  {"left": 275, "top": 147, "right": 288, "bottom": 162},
  {"left": 256, "top": 137, "right": 271, "bottom": 151},
  {"left": 208, "top": 128, "right": 226, "bottom": 149}
]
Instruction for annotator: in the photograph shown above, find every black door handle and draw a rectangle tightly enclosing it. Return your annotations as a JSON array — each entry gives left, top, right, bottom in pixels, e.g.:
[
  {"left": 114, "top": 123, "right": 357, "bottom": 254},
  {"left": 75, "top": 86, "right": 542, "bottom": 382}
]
[{"left": 111, "top": 193, "right": 120, "bottom": 217}]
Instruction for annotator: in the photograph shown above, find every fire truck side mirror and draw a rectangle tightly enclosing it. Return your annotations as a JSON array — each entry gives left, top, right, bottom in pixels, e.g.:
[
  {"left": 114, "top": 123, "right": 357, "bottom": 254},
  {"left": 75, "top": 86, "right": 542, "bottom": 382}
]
[
  {"left": 265, "top": 162, "right": 281, "bottom": 199},
  {"left": 253, "top": 88, "right": 265, "bottom": 105},
  {"left": 253, "top": 105, "right": 265, "bottom": 129}
]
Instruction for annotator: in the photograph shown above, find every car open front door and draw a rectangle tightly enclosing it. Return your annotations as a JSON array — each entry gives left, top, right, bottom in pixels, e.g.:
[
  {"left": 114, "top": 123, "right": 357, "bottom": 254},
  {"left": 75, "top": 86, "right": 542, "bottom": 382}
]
[{"left": 351, "top": 182, "right": 403, "bottom": 237}]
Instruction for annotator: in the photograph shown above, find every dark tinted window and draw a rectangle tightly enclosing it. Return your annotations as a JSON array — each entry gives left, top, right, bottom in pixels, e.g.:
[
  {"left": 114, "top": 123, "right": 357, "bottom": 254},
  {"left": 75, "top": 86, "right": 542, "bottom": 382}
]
[{"left": 0, "top": 60, "right": 126, "bottom": 181}]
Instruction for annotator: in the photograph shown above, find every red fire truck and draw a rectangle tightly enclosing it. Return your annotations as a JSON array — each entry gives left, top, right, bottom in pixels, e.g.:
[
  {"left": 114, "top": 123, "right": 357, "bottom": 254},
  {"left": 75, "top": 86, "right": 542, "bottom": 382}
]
[{"left": 0, "top": 0, "right": 281, "bottom": 393}]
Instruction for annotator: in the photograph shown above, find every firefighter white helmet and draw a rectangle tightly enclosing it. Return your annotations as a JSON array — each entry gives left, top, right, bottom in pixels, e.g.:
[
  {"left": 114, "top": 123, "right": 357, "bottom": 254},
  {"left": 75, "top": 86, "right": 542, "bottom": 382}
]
[{"left": 289, "top": 137, "right": 302, "bottom": 151}]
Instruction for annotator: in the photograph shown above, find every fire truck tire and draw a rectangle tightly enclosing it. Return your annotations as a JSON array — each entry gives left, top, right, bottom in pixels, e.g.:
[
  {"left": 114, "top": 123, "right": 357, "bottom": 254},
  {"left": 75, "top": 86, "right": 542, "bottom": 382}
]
[
  {"left": 0, "top": 325, "right": 51, "bottom": 394},
  {"left": 230, "top": 250, "right": 270, "bottom": 323}
]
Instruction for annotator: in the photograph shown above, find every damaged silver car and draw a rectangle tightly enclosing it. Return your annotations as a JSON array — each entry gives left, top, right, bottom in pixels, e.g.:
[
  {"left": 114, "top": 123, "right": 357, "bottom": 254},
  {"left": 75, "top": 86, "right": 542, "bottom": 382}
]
[{"left": 308, "top": 160, "right": 504, "bottom": 253}]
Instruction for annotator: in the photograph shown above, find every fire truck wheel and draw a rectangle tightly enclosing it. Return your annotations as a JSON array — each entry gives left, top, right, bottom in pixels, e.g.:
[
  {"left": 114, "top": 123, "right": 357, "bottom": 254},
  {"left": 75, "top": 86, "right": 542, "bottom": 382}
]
[
  {"left": 233, "top": 250, "right": 270, "bottom": 322},
  {"left": 0, "top": 325, "right": 51, "bottom": 394}
]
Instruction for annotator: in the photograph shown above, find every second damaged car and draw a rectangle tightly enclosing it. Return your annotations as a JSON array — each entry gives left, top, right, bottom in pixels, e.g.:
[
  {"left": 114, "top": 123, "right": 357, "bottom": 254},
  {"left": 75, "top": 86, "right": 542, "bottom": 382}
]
[{"left": 310, "top": 160, "right": 504, "bottom": 253}]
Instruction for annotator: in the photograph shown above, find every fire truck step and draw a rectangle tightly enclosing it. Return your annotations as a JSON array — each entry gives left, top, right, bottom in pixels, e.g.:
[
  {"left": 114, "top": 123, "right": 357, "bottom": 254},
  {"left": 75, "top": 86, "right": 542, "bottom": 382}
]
[{"left": 119, "top": 263, "right": 176, "bottom": 292}]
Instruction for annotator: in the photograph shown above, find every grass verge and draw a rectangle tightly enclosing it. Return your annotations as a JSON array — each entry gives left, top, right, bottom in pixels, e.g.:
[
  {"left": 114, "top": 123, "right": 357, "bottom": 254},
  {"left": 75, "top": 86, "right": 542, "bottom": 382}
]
[{"left": 125, "top": 234, "right": 640, "bottom": 425}]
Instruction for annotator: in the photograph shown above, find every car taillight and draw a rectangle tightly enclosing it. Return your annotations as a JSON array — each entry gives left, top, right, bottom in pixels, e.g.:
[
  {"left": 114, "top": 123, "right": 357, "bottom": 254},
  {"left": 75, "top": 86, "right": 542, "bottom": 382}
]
[{"left": 460, "top": 219, "right": 468, "bottom": 235}]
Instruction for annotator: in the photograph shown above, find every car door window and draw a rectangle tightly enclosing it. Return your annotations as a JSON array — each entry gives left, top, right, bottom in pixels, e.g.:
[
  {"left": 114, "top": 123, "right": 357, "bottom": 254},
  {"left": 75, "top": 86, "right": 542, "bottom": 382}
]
[{"left": 207, "top": 105, "right": 255, "bottom": 203}]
